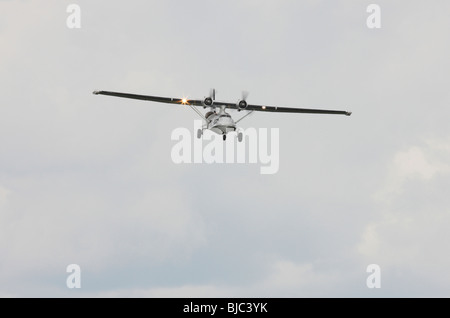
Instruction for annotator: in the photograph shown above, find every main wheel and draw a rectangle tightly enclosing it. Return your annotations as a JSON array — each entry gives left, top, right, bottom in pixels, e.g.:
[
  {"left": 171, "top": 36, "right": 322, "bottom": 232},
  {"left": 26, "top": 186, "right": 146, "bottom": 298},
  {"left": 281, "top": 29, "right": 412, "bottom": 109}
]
[
  {"left": 237, "top": 132, "right": 243, "bottom": 143},
  {"left": 223, "top": 134, "right": 227, "bottom": 141},
  {"left": 197, "top": 129, "right": 202, "bottom": 139}
]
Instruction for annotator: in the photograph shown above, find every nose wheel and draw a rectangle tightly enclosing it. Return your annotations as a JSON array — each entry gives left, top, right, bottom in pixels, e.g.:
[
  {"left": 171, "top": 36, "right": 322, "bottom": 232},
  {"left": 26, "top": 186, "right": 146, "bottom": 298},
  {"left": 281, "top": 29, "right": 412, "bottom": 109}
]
[{"left": 198, "top": 129, "right": 243, "bottom": 142}]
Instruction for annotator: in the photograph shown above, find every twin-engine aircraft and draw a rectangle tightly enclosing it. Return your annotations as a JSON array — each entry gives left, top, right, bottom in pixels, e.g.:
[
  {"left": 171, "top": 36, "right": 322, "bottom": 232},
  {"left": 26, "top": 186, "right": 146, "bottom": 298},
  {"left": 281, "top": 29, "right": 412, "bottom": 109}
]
[{"left": 93, "top": 89, "right": 351, "bottom": 142}]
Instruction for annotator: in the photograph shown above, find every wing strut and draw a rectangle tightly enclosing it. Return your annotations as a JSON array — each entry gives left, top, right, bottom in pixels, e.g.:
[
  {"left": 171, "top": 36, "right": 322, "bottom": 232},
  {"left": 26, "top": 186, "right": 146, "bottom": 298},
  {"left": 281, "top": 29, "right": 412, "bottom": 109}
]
[
  {"left": 187, "top": 103, "right": 207, "bottom": 123},
  {"left": 235, "top": 110, "right": 255, "bottom": 124}
]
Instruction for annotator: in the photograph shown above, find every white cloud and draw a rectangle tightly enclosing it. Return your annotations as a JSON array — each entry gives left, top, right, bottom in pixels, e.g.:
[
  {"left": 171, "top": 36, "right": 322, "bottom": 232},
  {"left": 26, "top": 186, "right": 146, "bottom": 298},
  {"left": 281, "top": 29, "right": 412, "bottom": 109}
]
[
  {"left": 79, "top": 259, "right": 342, "bottom": 298},
  {"left": 0, "top": 185, "right": 11, "bottom": 206},
  {"left": 374, "top": 141, "right": 450, "bottom": 202},
  {"left": 358, "top": 137, "right": 450, "bottom": 295},
  {"left": 394, "top": 147, "right": 440, "bottom": 179},
  {"left": 255, "top": 260, "right": 342, "bottom": 297}
]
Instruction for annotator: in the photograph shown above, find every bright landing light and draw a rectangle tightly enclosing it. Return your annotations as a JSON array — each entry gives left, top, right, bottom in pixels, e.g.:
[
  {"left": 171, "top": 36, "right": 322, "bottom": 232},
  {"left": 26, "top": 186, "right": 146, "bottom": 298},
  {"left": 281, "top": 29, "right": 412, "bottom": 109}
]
[{"left": 181, "top": 98, "right": 188, "bottom": 104}]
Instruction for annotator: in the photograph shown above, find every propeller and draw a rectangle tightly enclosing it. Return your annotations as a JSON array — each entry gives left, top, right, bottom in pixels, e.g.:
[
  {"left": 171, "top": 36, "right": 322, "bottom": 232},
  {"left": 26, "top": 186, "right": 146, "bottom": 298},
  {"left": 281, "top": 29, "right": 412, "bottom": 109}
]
[
  {"left": 241, "top": 90, "right": 249, "bottom": 101},
  {"left": 203, "top": 88, "right": 216, "bottom": 107},
  {"left": 237, "top": 90, "right": 249, "bottom": 110}
]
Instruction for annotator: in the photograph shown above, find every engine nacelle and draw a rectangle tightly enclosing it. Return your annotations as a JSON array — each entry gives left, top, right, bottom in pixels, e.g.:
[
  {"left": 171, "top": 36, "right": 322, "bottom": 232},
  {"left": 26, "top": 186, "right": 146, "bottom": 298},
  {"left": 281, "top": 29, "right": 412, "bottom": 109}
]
[
  {"left": 237, "top": 100, "right": 248, "bottom": 110},
  {"left": 205, "top": 111, "right": 215, "bottom": 120},
  {"left": 203, "top": 97, "right": 213, "bottom": 107}
]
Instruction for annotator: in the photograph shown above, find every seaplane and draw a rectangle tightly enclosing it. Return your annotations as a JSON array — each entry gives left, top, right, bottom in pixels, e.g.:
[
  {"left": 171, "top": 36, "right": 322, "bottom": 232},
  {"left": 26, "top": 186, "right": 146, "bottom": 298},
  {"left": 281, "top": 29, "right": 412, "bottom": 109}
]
[{"left": 93, "top": 89, "right": 351, "bottom": 142}]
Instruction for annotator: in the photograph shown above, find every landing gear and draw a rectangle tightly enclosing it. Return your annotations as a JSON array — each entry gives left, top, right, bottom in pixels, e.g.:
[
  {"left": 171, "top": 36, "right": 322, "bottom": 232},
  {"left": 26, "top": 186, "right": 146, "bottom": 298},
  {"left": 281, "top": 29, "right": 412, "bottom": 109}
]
[
  {"left": 237, "top": 131, "right": 243, "bottom": 143},
  {"left": 197, "top": 129, "right": 203, "bottom": 139},
  {"left": 223, "top": 134, "right": 227, "bottom": 141}
]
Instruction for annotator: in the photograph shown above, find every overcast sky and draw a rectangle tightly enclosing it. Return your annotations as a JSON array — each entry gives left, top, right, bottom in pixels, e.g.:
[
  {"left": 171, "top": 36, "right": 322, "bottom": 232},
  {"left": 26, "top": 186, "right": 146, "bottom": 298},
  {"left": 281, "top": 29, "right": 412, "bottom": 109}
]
[{"left": 1, "top": 0, "right": 450, "bottom": 297}]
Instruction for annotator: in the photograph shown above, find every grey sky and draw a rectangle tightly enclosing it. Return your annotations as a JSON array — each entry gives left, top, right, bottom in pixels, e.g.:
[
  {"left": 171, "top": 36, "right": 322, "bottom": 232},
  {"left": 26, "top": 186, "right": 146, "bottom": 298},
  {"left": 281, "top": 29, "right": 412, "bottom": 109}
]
[{"left": 1, "top": 0, "right": 450, "bottom": 297}]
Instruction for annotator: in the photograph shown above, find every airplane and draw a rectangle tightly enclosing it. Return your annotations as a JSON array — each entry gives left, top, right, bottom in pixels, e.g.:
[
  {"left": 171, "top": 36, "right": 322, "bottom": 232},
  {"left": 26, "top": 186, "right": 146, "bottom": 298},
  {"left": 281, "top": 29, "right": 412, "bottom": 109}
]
[{"left": 93, "top": 89, "right": 351, "bottom": 142}]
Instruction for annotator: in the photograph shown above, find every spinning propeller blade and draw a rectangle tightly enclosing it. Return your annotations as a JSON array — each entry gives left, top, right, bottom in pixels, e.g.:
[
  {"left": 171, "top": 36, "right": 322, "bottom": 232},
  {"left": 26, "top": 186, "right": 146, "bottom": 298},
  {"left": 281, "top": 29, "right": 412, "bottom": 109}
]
[{"left": 242, "top": 91, "right": 249, "bottom": 101}]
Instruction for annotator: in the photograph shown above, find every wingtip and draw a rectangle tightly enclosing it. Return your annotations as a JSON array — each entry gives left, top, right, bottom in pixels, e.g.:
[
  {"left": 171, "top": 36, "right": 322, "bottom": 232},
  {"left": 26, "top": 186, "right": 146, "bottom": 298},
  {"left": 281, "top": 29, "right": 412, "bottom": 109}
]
[
  {"left": 93, "top": 90, "right": 100, "bottom": 95},
  {"left": 346, "top": 111, "right": 352, "bottom": 116}
]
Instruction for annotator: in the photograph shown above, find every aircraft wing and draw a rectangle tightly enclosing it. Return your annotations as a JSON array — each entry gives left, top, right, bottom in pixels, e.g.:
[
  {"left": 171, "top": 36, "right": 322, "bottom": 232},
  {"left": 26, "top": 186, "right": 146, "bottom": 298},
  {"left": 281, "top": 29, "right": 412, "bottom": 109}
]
[
  {"left": 92, "top": 90, "right": 204, "bottom": 106},
  {"left": 93, "top": 90, "right": 351, "bottom": 116},
  {"left": 221, "top": 102, "right": 351, "bottom": 116}
]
